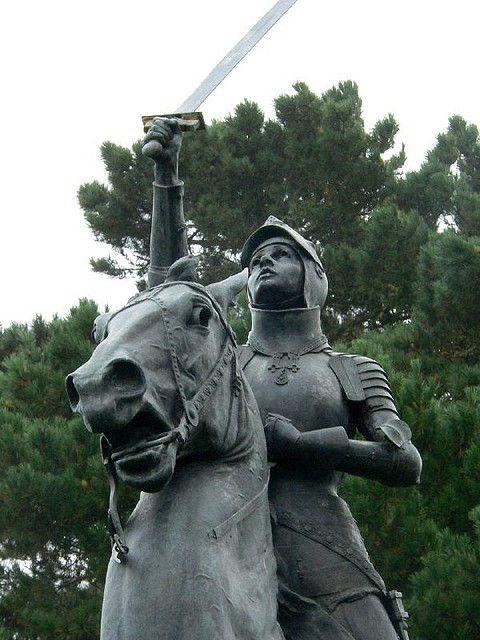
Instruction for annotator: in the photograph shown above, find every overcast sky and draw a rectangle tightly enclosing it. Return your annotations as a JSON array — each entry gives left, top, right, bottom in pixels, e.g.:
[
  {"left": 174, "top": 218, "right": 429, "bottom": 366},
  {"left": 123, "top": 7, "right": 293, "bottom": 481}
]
[{"left": 1, "top": 0, "right": 478, "bottom": 327}]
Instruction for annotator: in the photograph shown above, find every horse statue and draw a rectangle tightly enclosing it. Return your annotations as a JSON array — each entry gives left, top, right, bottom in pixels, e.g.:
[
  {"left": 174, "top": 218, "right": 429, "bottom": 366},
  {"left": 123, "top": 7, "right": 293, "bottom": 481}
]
[{"left": 66, "top": 257, "right": 284, "bottom": 640}]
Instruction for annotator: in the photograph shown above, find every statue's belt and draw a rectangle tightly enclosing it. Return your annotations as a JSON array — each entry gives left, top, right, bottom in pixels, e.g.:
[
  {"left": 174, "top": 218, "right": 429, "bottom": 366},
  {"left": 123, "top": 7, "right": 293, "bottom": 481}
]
[{"left": 272, "top": 507, "right": 386, "bottom": 594}]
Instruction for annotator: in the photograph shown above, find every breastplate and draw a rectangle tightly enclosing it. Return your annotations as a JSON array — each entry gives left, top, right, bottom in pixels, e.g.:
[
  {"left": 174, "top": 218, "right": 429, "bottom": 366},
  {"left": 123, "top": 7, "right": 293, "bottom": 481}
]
[{"left": 243, "top": 350, "right": 354, "bottom": 437}]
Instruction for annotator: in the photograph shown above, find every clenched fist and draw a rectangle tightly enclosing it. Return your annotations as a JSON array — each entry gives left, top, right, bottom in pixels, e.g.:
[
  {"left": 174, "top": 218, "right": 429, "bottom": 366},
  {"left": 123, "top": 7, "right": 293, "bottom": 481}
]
[
  {"left": 142, "top": 117, "right": 183, "bottom": 186},
  {"left": 264, "top": 413, "right": 301, "bottom": 462}
]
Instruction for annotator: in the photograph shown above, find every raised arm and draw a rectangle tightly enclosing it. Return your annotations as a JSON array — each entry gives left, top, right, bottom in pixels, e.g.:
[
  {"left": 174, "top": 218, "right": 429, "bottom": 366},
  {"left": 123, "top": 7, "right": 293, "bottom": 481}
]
[{"left": 142, "top": 118, "right": 189, "bottom": 287}]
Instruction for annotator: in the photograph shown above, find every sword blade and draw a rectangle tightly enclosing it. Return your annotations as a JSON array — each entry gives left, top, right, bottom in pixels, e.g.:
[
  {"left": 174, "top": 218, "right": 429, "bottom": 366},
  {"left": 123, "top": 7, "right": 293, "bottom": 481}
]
[{"left": 176, "top": 0, "right": 299, "bottom": 114}]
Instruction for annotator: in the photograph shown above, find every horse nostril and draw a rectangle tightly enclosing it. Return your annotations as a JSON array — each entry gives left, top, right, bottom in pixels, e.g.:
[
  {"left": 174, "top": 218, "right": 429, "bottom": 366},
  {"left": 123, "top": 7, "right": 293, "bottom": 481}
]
[
  {"left": 106, "top": 359, "right": 146, "bottom": 396},
  {"left": 66, "top": 375, "right": 80, "bottom": 410}
]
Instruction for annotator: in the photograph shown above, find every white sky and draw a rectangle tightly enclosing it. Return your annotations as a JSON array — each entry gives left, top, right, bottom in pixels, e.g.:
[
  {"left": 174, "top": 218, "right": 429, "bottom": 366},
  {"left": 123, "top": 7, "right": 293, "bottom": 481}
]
[{"left": 0, "top": 0, "right": 478, "bottom": 328}]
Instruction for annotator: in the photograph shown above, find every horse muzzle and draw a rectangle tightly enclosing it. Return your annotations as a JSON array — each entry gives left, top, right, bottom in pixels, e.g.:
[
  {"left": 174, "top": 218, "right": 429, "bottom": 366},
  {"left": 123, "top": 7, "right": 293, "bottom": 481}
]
[{"left": 66, "top": 358, "right": 147, "bottom": 433}]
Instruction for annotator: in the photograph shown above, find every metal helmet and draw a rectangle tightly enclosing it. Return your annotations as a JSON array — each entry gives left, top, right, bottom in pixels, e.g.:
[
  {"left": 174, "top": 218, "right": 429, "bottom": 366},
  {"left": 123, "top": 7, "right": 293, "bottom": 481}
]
[{"left": 240, "top": 216, "right": 328, "bottom": 309}]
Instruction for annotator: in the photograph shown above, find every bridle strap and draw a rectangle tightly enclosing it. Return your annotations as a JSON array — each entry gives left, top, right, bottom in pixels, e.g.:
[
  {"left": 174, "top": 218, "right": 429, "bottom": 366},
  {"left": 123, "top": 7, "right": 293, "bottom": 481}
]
[
  {"left": 104, "top": 281, "right": 238, "bottom": 346},
  {"left": 154, "top": 292, "right": 238, "bottom": 445},
  {"left": 101, "top": 435, "right": 129, "bottom": 563}
]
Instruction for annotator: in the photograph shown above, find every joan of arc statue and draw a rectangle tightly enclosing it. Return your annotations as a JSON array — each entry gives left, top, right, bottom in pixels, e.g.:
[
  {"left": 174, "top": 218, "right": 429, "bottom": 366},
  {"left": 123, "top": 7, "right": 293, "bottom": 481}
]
[{"left": 142, "top": 118, "right": 422, "bottom": 640}]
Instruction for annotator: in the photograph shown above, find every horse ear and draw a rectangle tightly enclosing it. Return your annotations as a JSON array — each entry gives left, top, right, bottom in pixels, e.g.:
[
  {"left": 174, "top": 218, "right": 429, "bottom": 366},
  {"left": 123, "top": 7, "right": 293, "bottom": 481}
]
[
  {"left": 207, "top": 269, "right": 248, "bottom": 316},
  {"left": 92, "top": 312, "right": 112, "bottom": 345},
  {"left": 165, "top": 255, "right": 199, "bottom": 283}
]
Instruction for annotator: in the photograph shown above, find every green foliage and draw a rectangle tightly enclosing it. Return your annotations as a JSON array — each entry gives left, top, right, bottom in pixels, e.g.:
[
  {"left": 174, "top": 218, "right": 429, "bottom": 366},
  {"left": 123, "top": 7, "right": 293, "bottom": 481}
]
[
  {"left": 323, "top": 204, "right": 429, "bottom": 337},
  {"left": 79, "top": 82, "right": 480, "bottom": 342},
  {"left": 80, "top": 82, "right": 408, "bottom": 332},
  {"left": 415, "top": 232, "right": 480, "bottom": 360},
  {"left": 398, "top": 115, "right": 480, "bottom": 233},
  {"left": 340, "top": 320, "right": 480, "bottom": 608},
  {"left": 0, "top": 303, "right": 111, "bottom": 639},
  {"left": 408, "top": 508, "right": 480, "bottom": 639},
  {"left": 78, "top": 141, "right": 153, "bottom": 279},
  {"left": 0, "top": 301, "right": 98, "bottom": 419}
]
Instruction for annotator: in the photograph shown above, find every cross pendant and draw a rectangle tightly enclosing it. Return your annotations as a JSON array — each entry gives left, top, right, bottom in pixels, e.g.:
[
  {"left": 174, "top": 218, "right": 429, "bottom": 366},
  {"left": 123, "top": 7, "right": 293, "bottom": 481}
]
[{"left": 268, "top": 352, "right": 300, "bottom": 385}]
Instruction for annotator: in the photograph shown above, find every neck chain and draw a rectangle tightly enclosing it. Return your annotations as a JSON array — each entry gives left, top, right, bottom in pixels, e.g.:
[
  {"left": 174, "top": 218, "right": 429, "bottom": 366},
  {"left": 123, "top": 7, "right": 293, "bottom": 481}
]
[{"left": 247, "top": 333, "right": 328, "bottom": 385}]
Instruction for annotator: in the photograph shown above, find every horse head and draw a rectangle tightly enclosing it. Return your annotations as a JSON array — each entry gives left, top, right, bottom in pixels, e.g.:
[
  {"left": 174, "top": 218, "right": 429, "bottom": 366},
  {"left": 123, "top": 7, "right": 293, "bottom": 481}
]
[{"left": 66, "top": 257, "right": 250, "bottom": 495}]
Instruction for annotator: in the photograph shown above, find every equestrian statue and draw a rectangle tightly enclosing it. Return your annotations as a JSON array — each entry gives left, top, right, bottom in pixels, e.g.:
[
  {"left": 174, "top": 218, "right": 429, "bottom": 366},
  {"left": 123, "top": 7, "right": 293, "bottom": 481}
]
[{"left": 67, "top": 116, "right": 422, "bottom": 640}]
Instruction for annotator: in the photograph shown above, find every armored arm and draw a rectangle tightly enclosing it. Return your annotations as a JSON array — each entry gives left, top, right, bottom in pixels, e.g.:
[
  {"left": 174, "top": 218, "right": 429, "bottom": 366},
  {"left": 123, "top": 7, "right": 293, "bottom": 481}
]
[
  {"left": 336, "top": 432, "right": 422, "bottom": 486},
  {"left": 265, "top": 355, "right": 422, "bottom": 487},
  {"left": 148, "top": 181, "right": 189, "bottom": 287},
  {"left": 142, "top": 118, "right": 189, "bottom": 288},
  {"left": 335, "top": 355, "right": 422, "bottom": 487}
]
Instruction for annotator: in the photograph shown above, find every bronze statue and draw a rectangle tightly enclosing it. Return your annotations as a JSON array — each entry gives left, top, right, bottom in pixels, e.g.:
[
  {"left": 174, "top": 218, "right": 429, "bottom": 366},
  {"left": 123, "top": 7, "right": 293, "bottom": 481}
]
[
  {"left": 66, "top": 265, "right": 285, "bottom": 640},
  {"left": 239, "top": 217, "right": 420, "bottom": 640},
  {"left": 140, "top": 118, "right": 422, "bottom": 640}
]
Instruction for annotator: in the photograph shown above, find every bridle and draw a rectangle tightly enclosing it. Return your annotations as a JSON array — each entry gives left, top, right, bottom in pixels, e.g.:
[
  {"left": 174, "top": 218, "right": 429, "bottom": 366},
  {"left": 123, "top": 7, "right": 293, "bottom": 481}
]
[{"left": 100, "top": 281, "right": 241, "bottom": 563}]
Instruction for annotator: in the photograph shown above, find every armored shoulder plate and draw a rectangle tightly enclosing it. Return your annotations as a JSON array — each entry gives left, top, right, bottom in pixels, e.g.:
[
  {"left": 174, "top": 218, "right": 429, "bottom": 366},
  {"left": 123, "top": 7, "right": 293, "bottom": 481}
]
[
  {"left": 351, "top": 355, "right": 399, "bottom": 418},
  {"left": 328, "top": 354, "right": 366, "bottom": 402},
  {"left": 330, "top": 354, "right": 418, "bottom": 447},
  {"left": 329, "top": 353, "right": 399, "bottom": 420}
]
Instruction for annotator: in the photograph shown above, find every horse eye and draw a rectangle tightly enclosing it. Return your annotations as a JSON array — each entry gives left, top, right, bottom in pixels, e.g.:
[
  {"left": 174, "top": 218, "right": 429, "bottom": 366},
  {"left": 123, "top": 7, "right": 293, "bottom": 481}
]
[{"left": 189, "top": 305, "right": 213, "bottom": 328}]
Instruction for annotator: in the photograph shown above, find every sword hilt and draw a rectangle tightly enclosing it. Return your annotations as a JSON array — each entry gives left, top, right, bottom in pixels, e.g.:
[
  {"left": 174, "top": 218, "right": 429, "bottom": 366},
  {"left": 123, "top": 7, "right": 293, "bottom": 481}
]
[{"left": 142, "top": 112, "right": 206, "bottom": 133}]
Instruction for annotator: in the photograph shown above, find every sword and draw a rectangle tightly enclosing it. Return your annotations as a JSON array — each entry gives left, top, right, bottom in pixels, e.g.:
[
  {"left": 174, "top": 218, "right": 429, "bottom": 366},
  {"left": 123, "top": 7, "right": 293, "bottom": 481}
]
[{"left": 142, "top": 0, "right": 299, "bottom": 134}]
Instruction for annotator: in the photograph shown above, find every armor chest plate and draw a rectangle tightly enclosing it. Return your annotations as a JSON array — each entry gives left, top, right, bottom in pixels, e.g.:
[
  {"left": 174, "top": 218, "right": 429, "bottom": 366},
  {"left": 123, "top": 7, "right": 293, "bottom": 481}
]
[{"left": 243, "top": 351, "right": 354, "bottom": 436}]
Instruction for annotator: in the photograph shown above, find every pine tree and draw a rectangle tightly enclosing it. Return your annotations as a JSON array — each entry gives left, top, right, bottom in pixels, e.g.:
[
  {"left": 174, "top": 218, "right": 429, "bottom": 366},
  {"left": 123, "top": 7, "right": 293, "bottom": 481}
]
[
  {"left": 0, "top": 302, "right": 109, "bottom": 639},
  {"left": 409, "top": 507, "right": 480, "bottom": 639}
]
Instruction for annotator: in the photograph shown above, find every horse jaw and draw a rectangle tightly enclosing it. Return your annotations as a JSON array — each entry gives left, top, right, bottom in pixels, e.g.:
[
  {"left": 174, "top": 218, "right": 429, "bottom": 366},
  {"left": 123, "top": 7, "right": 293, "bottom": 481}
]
[{"left": 114, "top": 439, "right": 180, "bottom": 493}]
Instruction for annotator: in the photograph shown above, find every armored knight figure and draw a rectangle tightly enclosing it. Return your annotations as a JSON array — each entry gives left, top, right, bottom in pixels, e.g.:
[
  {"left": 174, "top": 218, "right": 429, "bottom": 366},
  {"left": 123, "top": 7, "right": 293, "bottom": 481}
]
[
  {"left": 238, "top": 217, "right": 421, "bottom": 640},
  {"left": 141, "top": 118, "right": 421, "bottom": 640}
]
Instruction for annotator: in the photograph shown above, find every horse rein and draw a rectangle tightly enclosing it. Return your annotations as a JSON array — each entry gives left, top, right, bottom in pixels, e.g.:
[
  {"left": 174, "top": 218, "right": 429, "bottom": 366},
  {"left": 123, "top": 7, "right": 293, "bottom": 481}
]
[{"left": 101, "top": 282, "right": 241, "bottom": 563}]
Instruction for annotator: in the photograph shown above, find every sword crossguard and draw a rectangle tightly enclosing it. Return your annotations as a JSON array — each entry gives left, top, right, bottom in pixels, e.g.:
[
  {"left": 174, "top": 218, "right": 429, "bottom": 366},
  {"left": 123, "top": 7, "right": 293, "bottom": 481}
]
[{"left": 142, "top": 112, "right": 206, "bottom": 133}]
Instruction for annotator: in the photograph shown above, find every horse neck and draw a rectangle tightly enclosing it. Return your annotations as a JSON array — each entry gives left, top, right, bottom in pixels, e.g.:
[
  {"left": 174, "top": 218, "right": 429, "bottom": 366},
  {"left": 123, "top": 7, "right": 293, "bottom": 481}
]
[
  {"left": 132, "top": 371, "right": 267, "bottom": 533},
  {"left": 201, "top": 358, "right": 265, "bottom": 465}
]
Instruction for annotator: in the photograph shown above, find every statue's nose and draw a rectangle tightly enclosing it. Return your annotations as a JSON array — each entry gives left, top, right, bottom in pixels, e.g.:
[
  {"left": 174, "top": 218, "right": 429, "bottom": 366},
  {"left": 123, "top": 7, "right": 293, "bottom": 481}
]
[
  {"left": 102, "top": 359, "right": 146, "bottom": 397},
  {"left": 259, "top": 253, "right": 274, "bottom": 267},
  {"left": 66, "top": 359, "right": 147, "bottom": 432},
  {"left": 65, "top": 372, "right": 81, "bottom": 410}
]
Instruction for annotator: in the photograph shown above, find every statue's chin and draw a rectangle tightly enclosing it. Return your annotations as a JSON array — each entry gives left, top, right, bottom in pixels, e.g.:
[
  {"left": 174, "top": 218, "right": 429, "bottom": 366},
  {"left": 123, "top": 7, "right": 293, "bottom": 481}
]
[{"left": 115, "top": 441, "right": 178, "bottom": 493}]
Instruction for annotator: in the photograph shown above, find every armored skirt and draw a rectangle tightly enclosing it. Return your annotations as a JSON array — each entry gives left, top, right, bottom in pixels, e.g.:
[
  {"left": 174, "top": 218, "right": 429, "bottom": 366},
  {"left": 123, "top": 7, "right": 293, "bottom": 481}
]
[{"left": 270, "top": 470, "right": 393, "bottom": 640}]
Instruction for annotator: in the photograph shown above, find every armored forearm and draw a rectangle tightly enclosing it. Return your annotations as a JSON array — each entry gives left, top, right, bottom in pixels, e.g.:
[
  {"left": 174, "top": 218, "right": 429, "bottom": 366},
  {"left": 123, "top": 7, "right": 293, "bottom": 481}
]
[
  {"left": 143, "top": 119, "right": 190, "bottom": 288},
  {"left": 327, "top": 353, "right": 422, "bottom": 485},
  {"left": 265, "top": 415, "right": 422, "bottom": 486},
  {"left": 148, "top": 182, "right": 189, "bottom": 288},
  {"left": 338, "top": 437, "right": 422, "bottom": 486},
  {"left": 293, "top": 427, "right": 421, "bottom": 486}
]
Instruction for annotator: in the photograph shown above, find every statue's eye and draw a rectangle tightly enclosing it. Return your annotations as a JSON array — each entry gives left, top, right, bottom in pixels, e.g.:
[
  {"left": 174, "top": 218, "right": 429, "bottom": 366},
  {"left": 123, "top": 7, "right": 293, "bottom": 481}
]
[{"left": 189, "top": 304, "right": 213, "bottom": 328}]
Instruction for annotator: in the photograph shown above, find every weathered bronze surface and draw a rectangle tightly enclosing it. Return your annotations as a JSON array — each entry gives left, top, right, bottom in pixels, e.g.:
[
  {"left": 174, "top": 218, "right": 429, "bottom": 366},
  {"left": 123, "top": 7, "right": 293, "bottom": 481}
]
[
  {"left": 142, "top": 119, "right": 420, "bottom": 640},
  {"left": 67, "top": 118, "right": 420, "bottom": 640},
  {"left": 239, "top": 218, "right": 420, "bottom": 640},
  {"left": 67, "top": 263, "right": 285, "bottom": 640}
]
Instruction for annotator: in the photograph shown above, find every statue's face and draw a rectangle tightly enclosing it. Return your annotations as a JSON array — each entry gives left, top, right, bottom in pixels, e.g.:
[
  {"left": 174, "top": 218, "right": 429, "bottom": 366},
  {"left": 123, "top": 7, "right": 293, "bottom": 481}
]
[{"left": 248, "top": 242, "right": 303, "bottom": 307}]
